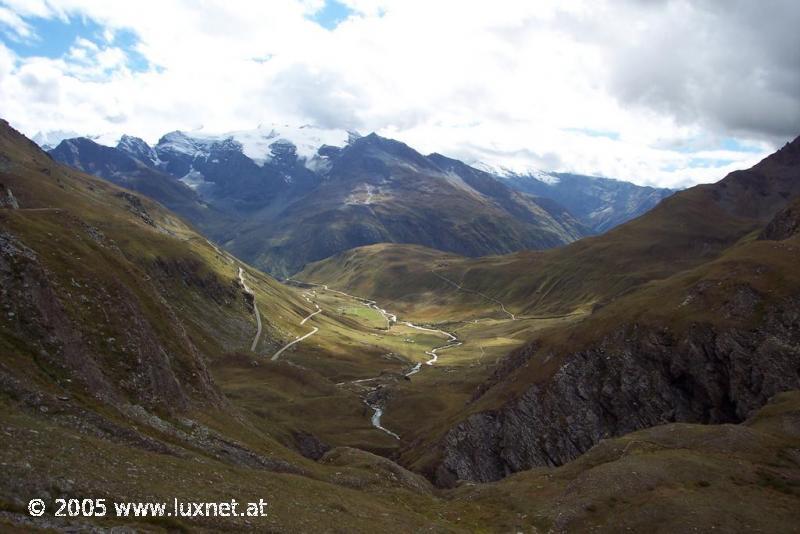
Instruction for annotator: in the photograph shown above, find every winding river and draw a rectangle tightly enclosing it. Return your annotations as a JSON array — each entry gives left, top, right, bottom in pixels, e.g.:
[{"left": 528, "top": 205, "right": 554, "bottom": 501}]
[{"left": 286, "top": 279, "right": 459, "bottom": 440}]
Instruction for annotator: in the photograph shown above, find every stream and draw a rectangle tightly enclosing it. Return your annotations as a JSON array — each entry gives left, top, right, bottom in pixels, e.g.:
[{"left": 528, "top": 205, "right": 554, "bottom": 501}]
[{"left": 286, "top": 279, "right": 459, "bottom": 440}]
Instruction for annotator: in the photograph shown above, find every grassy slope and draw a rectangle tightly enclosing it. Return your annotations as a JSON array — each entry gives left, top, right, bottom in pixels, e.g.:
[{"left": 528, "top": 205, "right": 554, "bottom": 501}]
[
  {"left": 300, "top": 186, "right": 763, "bottom": 319},
  {"left": 442, "top": 139, "right": 800, "bottom": 421},
  {"left": 299, "top": 206, "right": 758, "bottom": 453},
  {"left": 460, "top": 225, "right": 800, "bottom": 418},
  {"left": 3, "top": 120, "right": 799, "bottom": 531},
  {"left": 302, "top": 137, "right": 800, "bottom": 321},
  {"left": 0, "top": 120, "right": 460, "bottom": 531},
  {"left": 3, "top": 388, "right": 798, "bottom": 532},
  {"left": 300, "top": 243, "right": 495, "bottom": 321},
  {"left": 298, "top": 242, "right": 594, "bottom": 456},
  {"left": 3, "top": 120, "right": 581, "bottom": 531}
]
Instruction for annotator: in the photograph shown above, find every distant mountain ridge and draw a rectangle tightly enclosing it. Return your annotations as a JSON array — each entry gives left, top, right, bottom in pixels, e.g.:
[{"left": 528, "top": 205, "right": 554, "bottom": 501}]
[
  {"left": 477, "top": 164, "right": 674, "bottom": 233},
  {"left": 44, "top": 125, "right": 671, "bottom": 275},
  {"left": 217, "top": 132, "right": 586, "bottom": 275},
  {"left": 301, "top": 134, "right": 800, "bottom": 487},
  {"left": 47, "top": 137, "right": 222, "bottom": 231}
]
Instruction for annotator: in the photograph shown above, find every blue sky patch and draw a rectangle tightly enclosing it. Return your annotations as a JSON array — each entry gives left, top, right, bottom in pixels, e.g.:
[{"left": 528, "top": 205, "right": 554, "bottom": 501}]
[
  {"left": 309, "top": 0, "right": 354, "bottom": 30},
  {"left": 719, "top": 137, "right": 764, "bottom": 153},
  {"left": 111, "top": 27, "right": 150, "bottom": 72},
  {"left": 1, "top": 13, "right": 150, "bottom": 72},
  {"left": 664, "top": 136, "right": 764, "bottom": 155},
  {"left": 688, "top": 156, "right": 737, "bottom": 168}
]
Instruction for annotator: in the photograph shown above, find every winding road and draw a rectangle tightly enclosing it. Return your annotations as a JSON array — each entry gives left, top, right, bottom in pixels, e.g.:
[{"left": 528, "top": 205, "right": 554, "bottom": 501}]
[
  {"left": 270, "top": 289, "right": 324, "bottom": 361},
  {"left": 300, "top": 292, "right": 322, "bottom": 325},
  {"left": 286, "top": 279, "right": 459, "bottom": 439},
  {"left": 238, "top": 267, "right": 263, "bottom": 352},
  {"left": 430, "top": 270, "right": 516, "bottom": 320},
  {"left": 270, "top": 326, "right": 320, "bottom": 361},
  {"left": 280, "top": 276, "right": 569, "bottom": 441},
  {"left": 317, "top": 283, "right": 397, "bottom": 327}
]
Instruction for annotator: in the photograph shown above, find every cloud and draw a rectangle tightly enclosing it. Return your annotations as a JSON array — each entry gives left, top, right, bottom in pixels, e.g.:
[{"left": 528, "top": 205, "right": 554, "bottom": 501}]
[
  {"left": 597, "top": 0, "right": 800, "bottom": 141},
  {"left": 0, "top": 6, "right": 31, "bottom": 39},
  {"left": 257, "top": 63, "right": 367, "bottom": 129},
  {"left": 0, "top": 0, "right": 796, "bottom": 188}
]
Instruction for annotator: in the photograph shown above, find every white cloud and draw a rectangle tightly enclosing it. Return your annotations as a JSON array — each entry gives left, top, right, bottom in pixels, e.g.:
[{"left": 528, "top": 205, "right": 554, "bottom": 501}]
[
  {"left": 0, "top": 5, "right": 32, "bottom": 38},
  {"left": 0, "top": 0, "right": 796, "bottom": 188}
]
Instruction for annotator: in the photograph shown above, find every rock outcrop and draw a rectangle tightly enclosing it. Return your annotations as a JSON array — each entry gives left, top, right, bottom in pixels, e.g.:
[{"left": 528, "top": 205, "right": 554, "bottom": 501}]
[
  {"left": 760, "top": 198, "right": 800, "bottom": 241},
  {"left": 0, "top": 184, "right": 19, "bottom": 208},
  {"left": 436, "top": 297, "right": 800, "bottom": 486}
]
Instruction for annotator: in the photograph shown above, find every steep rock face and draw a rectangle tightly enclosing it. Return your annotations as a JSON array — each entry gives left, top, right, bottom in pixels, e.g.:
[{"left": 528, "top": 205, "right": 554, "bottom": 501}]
[
  {"left": 152, "top": 132, "right": 322, "bottom": 206},
  {"left": 49, "top": 138, "right": 207, "bottom": 217},
  {"left": 436, "top": 298, "right": 800, "bottom": 486},
  {"left": 47, "top": 137, "right": 229, "bottom": 237},
  {"left": 50, "top": 137, "right": 140, "bottom": 176},
  {"left": 759, "top": 197, "right": 800, "bottom": 241},
  {"left": 427, "top": 153, "right": 587, "bottom": 238}
]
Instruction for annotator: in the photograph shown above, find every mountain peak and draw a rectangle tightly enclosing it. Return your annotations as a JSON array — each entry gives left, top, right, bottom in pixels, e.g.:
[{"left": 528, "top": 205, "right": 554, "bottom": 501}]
[
  {"left": 347, "top": 130, "right": 363, "bottom": 144},
  {"left": 49, "top": 136, "right": 142, "bottom": 176},
  {"left": 767, "top": 134, "right": 800, "bottom": 166},
  {"left": 32, "top": 129, "right": 82, "bottom": 150},
  {"left": 338, "top": 132, "right": 441, "bottom": 174},
  {"left": 117, "top": 134, "right": 159, "bottom": 165},
  {"left": 54, "top": 136, "right": 101, "bottom": 150}
]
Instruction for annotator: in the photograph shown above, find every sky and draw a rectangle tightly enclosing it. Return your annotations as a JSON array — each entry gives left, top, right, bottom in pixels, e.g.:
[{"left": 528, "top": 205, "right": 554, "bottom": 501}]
[{"left": 0, "top": 0, "right": 798, "bottom": 188}]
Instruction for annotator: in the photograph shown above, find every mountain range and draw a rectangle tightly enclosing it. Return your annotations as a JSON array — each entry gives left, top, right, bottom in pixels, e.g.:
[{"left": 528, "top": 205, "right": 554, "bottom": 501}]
[
  {"left": 480, "top": 165, "right": 674, "bottom": 233},
  {"left": 3, "top": 117, "right": 800, "bottom": 531},
  {"left": 44, "top": 126, "right": 672, "bottom": 276},
  {"left": 301, "top": 134, "right": 800, "bottom": 486}
]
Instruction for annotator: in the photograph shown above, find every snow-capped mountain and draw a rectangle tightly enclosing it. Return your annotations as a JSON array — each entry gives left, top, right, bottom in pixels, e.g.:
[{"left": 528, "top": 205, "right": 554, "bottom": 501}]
[
  {"left": 151, "top": 124, "right": 359, "bottom": 167},
  {"left": 45, "top": 123, "right": 676, "bottom": 275},
  {"left": 117, "top": 134, "right": 160, "bottom": 166},
  {"left": 480, "top": 164, "right": 674, "bottom": 233},
  {"left": 33, "top": 130, "right": 122, "bottom": 151},
  {"left": 47, "top": 130, "right": 589, "bottom": 276},
  {"left": 219, "top": 124, "right": 359, "bottom": 165},
  {"left": 118, "top": 125, "right": 360, "bottom": 195},
  {"left": 145, "top": 128, "right": 348, "bottom": 201},
  {"left": 472, "top": 162, "right": 562, "bottom": 185},
  {"left": 35, "top": 123, "right": 360, "bottom": 174},
  {"left": 32, "top": 130, "right": 82, "bottom": 151},
  {"left": 47, "top": 136, "right": 212, "bottom": 229}
]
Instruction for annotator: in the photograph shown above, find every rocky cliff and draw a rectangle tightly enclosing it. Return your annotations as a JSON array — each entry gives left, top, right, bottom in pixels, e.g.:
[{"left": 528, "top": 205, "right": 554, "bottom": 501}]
[
  {"left": 428, "top": 136, "right": 800, "bottom": 487},
  {"left": 436, "top": 294, "right": 800, "bottom": 485}
]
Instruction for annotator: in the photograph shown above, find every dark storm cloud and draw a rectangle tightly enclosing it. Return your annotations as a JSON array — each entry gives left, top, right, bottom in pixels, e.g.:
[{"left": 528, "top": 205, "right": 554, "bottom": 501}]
[{"left": 606, "top": 0, "right": 800, "bottom": 141}]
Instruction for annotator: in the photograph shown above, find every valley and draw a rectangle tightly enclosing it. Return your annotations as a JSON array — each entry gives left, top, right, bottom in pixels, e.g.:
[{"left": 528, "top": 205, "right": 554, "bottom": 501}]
[
  {"left": 47, "top": 128, "right": 670, "bottom": 278},
  {"left": 1, "top": 116, "right": 799, "bottom": 533},
  {"left": 3, "top": 0, "right": 800, "bottom": 530}
]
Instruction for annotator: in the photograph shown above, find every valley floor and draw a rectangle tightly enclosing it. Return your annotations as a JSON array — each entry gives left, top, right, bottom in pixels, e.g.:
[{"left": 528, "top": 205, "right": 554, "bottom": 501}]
[{"left": 232, "top": 273, "right": 580, "bottom": 457}]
